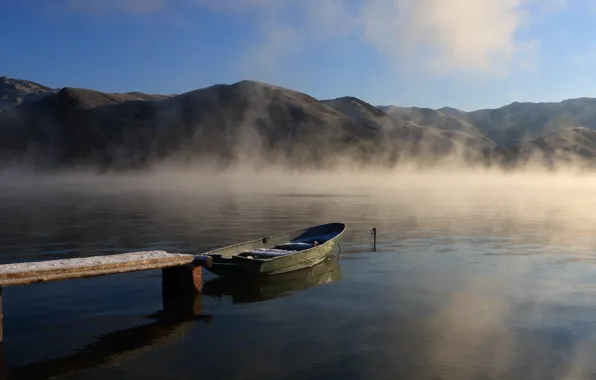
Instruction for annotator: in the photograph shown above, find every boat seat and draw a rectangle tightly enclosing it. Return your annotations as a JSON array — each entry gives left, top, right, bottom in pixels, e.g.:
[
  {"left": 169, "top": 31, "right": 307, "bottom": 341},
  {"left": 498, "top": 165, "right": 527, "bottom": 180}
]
[
  {"left": 238, "top": 248, "right": 295, "bottom": 259},
  {"left": 273, "top": 242, "right": 315, "bottom": 251}
]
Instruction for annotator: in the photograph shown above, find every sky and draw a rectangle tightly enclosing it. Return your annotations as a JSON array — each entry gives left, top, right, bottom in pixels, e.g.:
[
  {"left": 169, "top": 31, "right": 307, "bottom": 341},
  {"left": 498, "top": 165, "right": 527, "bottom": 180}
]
[{"left": 1, "top": 0, "right": 596, "bottom": 111}]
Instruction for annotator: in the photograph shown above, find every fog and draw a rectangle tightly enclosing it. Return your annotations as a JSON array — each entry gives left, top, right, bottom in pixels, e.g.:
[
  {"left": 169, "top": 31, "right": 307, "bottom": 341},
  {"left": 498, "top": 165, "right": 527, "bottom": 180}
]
[
  {"left": 3, "top": 161, "right": 596, "bottom": 248},
  {"left": 2, "top": 158, "right": 596, "bottom": 190},
  {"left": 5, "top": 1, "right": 596, "bottom": 378},
  {"left": 3, "top": 117, "right": 596, "bottom": 380},
  {"left": 4, "top": 163, "right": 596, "bottom": 379}
]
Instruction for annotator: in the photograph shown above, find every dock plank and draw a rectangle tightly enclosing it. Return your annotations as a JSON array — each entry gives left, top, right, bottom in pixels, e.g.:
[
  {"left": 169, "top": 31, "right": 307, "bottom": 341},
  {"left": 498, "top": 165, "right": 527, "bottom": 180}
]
[{"left": 0, "top": 251, "right": 195, "bottom": 286}]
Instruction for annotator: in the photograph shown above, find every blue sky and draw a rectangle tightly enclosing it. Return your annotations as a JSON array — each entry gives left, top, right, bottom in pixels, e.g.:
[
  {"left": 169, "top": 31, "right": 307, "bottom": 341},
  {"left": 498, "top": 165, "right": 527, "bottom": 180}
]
[{"left": 1, "top": 0, "right": 595, "bottom": 111}]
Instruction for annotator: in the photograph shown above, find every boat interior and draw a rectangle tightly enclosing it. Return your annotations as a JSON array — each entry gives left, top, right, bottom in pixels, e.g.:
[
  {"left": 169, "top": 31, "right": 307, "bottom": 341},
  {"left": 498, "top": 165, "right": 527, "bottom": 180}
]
[{"left": 237, "top": 230, "right": 341, "bottom": 260}]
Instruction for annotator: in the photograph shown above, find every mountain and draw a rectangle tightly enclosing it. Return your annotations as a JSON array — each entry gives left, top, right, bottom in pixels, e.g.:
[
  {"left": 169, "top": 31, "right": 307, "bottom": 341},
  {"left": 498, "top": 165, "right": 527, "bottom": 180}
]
[
  {"left": 322, "top": 97, "right": 396, "bottom": 131},
  {"left": 527, "top": 126, "right": 596, "bottom": 165},
  {"left": 0, "top": 76, "right": 55, "bottom": 109},
  {"left": 0, "top": 78, "right": 499, "bottom": 171},
  {"left": 492, "top": 127, "right": 596, "bottom": 169},
  {"left": 323, "top": 97, "right": 494, "bottom": 162},
  {"left": 0, "top": 80, "right": 384, "bottom": 170},
  {"left": 437, "top": 107, "right": 467, "bottom": 119},
  {"left": 531, "top": 126, "right": 596, "bottom": 155},
  {"left": 380, "top": 97, "right": 596, "bottom": 163},
  {"left": 378, "top": 105, "right": 493, "bottom": 145},
  {"left": 5, "top": 74, "right": 596, "bottom": 171},
  {"left": 435, "top": 98, "right": 596, "bottom": 146},
  {"left": 124, "top": 92, "right": 173, "bottom": 101}
]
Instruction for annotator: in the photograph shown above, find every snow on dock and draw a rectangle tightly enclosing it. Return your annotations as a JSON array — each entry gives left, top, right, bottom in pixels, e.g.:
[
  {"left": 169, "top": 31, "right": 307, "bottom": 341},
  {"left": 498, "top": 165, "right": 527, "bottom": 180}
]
[{"left": 0, "top": 250, "right": 196, "bottom": 286}]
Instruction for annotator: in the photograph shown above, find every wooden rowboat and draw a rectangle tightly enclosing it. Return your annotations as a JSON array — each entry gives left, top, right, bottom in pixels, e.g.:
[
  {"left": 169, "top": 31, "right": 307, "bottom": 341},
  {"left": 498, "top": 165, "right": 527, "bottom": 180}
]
[{"left": 203, "top": 222, "right": 346, "bottom": 278}]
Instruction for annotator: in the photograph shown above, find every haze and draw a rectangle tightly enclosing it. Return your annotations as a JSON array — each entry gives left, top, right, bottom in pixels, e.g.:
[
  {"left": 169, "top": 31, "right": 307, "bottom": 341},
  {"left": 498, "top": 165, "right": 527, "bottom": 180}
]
[
  {"left": 2, "top": 164, "right": 595, "bottom": 246},
  {"left": 5, "top": 2, "right": 596, "bottom": 379}
]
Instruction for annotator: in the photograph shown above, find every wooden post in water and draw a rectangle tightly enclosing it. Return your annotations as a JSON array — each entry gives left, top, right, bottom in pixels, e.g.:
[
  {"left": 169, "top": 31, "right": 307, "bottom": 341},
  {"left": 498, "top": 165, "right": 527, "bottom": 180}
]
[
  {"left": 371, "top": 228, "right": 377, "bottom": 252},
  {"left": 0, "top": 287, "right": 3, "bottom": 344},
  {"left": 161, "top": 255, "right": 213, "bottom": 297},
  {"left": 0, "top": 287, "right": 4, "bottom": 380},
  {"left": 162, "top": 264, "right": 203, "bottom": 296},
  {"left": 161, "top": 256, "right": 214, "bottom": 324}
]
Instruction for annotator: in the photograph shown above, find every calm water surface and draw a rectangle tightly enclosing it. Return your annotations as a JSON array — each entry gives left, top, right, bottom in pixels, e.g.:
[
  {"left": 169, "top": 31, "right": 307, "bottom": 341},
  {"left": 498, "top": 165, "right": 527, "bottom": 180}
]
[{"left": 2, "top": 175, "right": 596, "bottom": 379}]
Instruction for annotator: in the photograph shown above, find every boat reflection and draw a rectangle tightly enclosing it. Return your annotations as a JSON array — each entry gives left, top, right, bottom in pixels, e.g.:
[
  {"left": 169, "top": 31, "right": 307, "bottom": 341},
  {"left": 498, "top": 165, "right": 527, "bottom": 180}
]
[
  {"left": 202, "top": 255, "right": 342, "bottom": 304},
  {"left": 8, "top": 292, "right": 211, "bottom": 380}
]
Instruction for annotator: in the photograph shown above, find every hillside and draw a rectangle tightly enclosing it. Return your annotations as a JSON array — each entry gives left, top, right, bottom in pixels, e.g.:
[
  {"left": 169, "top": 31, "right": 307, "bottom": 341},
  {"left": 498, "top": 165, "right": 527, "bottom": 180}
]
[
  {"left": 324, "top": 97, "right": 495, "bottom": 164},
  {"left": 428, "top": 98, "right": 596, "bottom": 145},
  {"left": 0, "top": 80, "right": 378, "bottom": 170},
  {"left": 491, "top": 127, "right": 596, "bottom": 168},
  {"left": 322, "top": 97, "right": 396, "bottom": 132},
  {"left": 0, "top": 76, "right": 55, "bottom": 109},
  {"left": 0, "top": 77, "right": 496, "bottom": 171},
  {"left": 528, "top": 127, "right": 596, "bottom": 165},
  {"left": 378, "top": 105, "right": 493, "bottom": 146},
  {"left": 5, "top": 75, "right": 596, "bottom": 170}
]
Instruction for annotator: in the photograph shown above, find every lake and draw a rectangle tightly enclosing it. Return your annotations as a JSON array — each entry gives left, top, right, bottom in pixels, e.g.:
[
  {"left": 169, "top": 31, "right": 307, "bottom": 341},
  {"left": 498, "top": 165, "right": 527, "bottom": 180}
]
[{"left": 2, "top": 170, "right": 596, "bottom": 380}]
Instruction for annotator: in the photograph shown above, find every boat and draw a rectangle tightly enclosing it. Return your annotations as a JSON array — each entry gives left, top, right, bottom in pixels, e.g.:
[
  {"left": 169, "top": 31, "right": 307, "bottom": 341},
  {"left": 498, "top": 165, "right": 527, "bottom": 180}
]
[
  {"left": 202, "top": 254, "right": 342, "bottom": 303},
  {"left": 203, "top": 222, "right": 346, "bottom": 278}
]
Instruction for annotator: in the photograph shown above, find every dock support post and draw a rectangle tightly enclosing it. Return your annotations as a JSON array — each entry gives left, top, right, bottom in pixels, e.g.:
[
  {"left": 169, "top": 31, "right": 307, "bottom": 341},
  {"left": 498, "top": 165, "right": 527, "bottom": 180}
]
[
  {"left": 0, "top": 286, "right": 4, "bottom": 380},
  {"left": 162, "top": 264, "right": 203, "bottom": 297},
  {"left": 161, "top": 262, "right": 213, "bottom": 324},
  {"left": 161, "top": 255, "right": 212, "bottom": 297},
  {"left": 0, "top": 287, "right": 3, "bottom": 343}
]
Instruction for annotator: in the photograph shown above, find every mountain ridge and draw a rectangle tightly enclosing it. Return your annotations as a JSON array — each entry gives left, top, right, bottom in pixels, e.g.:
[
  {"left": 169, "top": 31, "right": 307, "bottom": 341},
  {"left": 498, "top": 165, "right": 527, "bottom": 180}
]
[{"left": 2, "top": 76, "right": 596, "bottom": 171}]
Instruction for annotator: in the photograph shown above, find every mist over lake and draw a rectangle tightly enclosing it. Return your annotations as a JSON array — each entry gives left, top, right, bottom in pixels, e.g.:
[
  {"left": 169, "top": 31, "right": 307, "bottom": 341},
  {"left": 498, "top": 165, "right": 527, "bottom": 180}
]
[
  {"left": 2, "top": 170, "right": 596, "bottom": 379},
  {"left": 7, "top": 0, "right": 596, "bottom": 378}
]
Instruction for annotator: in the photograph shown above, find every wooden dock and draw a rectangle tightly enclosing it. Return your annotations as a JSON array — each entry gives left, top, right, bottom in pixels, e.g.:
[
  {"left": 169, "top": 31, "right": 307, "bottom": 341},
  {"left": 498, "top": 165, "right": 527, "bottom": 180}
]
[{"left": 0, "top": 250, "right": 213, "bottom": 342}]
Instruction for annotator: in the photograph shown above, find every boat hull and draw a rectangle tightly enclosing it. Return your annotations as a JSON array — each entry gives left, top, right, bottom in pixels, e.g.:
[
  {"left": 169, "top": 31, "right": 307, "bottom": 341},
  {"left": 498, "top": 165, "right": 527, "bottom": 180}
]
[{"left": 203, "top": 223, "right": 345, "bottom": 278}]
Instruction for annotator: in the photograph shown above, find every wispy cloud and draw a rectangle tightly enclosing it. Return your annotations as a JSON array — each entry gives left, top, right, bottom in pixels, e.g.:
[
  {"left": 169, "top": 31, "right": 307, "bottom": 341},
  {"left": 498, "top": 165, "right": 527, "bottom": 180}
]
[
  {"left": 68, "top": 0, "right": 568, "bottom": 79},
  {"left": 226, "top": 0, "right": 539, "bottom": 78},
  {"left": 360, "top": 0, "right": 531, "bottom": 76},
  {"left": 206, "top": 0, "right": 357, "bottom": 80}
]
